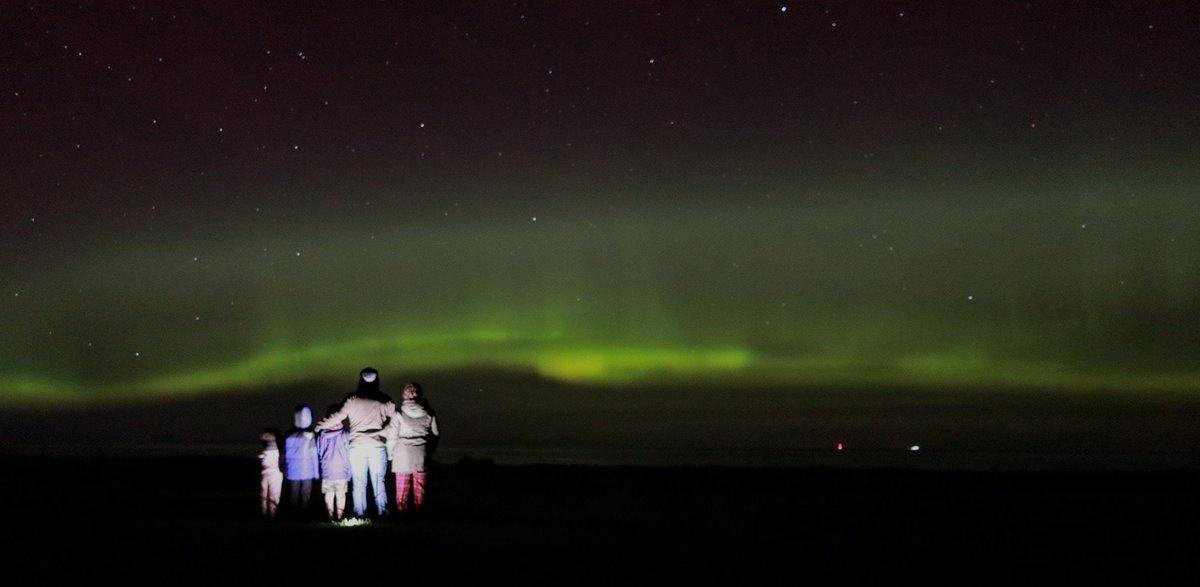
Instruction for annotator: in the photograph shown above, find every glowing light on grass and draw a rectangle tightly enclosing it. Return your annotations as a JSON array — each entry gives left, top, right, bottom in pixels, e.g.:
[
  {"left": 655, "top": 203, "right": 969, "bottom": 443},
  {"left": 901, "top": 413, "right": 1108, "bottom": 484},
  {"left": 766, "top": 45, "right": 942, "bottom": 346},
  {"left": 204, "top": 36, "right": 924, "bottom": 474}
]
[{"left": 332, "top": 517, "right": 371, "bottom": 527}]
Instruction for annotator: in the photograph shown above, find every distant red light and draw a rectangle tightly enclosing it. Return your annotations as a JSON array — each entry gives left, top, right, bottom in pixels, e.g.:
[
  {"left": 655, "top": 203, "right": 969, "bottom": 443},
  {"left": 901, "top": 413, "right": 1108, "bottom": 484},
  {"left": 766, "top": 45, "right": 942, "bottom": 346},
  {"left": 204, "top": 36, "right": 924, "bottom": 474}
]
[{"left": 836, "top": 442, "right": 843, "bottom": 451}]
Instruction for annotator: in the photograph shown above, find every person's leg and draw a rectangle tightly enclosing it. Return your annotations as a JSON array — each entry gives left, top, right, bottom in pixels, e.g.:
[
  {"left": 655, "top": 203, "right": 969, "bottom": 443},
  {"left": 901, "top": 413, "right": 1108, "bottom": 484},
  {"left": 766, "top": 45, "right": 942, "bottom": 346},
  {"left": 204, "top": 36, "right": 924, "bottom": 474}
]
[
  {"left": 323, "top": 486, "right": 336, "bottom": 520},
  {"left": 288, "top": 479, "right": 307, "bottom": 518},
  {"left": 412, "top": 471, "right": 427, "bottom": 510},
  {"left": 300, "top": 479, "right": 313, "bottom": 513},
  {"left": 368, "top": 446, "right": 389, "bottom": 519},
  {"left": 261, "top": 476, "right": 272, "bottom": 518},
  {"left": 334, "top": 490, "right": 346, "bottom": 521},
  {"left": 265, "top": 473, "right": 282, "bottom": 519},
  {"left": 272, "top": 474, "right": 283, "bottom": 517},
  {"left": 372, "top": 448, "right": 391, "bottom": 516},
  {"left": 394, "top": 472, "right": 412, "bottom": 511},
  {"left": 393, "top": 446, "right": 418, "bottom": 512},
  {"left": 411, "top": 448, "right": 427, "bottom": 510},
  {"left": 348, "top": 446, "right": 370, "bottom": 518}
]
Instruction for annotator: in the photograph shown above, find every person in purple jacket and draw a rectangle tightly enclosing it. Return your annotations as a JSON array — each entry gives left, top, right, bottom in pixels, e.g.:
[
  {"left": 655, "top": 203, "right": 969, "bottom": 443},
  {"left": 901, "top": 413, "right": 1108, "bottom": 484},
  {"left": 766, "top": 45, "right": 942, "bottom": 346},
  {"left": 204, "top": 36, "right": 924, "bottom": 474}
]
[
  {"left": 316, "top": 403, "right": 351, "bottom": 522},
  {"left": 284, "top": 404, "right": 320, "bottom": 520}
]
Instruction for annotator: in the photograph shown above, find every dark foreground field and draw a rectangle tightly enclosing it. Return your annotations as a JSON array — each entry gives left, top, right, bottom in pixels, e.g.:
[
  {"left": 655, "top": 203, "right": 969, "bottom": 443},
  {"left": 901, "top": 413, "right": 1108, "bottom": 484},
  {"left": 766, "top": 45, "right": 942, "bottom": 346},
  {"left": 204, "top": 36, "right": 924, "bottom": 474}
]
[{"left": 3, "top": 454, "right": 1198, "bottom": 584}]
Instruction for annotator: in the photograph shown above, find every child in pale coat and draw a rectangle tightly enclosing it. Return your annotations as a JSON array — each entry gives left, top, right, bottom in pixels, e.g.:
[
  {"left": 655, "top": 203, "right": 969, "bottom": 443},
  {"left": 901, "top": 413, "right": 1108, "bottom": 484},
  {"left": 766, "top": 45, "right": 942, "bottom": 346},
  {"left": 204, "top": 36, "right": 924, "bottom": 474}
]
[{"left": 259, "top": 427, "right": 283, "bottom": 520}]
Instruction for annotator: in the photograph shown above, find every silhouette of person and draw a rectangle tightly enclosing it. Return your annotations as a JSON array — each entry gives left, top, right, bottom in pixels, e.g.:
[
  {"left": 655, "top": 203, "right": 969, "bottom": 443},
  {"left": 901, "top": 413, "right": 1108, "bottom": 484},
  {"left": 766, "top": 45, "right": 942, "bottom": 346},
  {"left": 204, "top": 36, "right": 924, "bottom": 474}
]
[
  {"left": 259, "top": 427, "right": 283, "bottom": 520},
  {"left": 387, "top": 381, "right": 440, "bottom": 514},
  {"left": 316, "top": 403, "right": 351, "bottom": 522},
  {"left": 315, "top": 367, "right": 395, "bottom": 521}
]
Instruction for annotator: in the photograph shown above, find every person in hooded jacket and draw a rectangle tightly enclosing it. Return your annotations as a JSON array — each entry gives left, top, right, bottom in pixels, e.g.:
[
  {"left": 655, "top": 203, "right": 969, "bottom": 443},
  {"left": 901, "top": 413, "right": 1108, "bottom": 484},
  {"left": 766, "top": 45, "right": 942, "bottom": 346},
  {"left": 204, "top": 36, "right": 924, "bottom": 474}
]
[
  {"left": 316, "top": 403, "right": 351, "bottom": 522},
  {"left": 315, "top": 367, "right": 395, "bottom": 520},
  {"left": 284, "top": 404, "right": 320, "bottom": 519},
  {"left": 386, "top": 381, "right": 440, "bottom": 514}
]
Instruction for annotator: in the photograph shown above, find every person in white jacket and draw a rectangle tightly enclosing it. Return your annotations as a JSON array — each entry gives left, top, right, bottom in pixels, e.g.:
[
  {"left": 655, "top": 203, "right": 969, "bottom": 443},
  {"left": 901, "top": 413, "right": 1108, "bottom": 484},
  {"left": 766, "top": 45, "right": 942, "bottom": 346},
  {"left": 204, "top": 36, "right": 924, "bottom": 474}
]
[
  {"left": 315, "top": 367, "right": 395, "bottom": 520},
  {"left": 386, "top": 381, "right": 439, "bottom": 513}
]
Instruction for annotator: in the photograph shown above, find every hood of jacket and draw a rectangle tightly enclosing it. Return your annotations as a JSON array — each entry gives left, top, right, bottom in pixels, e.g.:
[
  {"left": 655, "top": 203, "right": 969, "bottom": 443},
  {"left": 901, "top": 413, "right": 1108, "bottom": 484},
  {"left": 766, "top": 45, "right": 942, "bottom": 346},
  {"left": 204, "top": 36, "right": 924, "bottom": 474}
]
[
  {"left": 293, "top": 405, "right": 313, "bottom": 429},
  {"left": 400, "top": 399, "right": 429, "bottom": 418}
]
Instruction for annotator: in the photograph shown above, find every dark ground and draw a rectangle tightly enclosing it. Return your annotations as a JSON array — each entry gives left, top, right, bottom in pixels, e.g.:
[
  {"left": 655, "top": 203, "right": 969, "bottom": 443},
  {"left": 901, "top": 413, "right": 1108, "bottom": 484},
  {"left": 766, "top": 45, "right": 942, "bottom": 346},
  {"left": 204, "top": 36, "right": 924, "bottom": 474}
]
[{"left": 3, "top": 454, "right": 1198, "bottom": 584}]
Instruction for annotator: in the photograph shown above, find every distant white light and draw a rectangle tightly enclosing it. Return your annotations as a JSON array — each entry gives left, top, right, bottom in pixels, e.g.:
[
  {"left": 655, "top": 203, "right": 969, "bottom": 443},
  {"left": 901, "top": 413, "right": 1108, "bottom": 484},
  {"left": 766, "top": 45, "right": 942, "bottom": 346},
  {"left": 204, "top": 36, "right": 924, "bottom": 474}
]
[{"left": 910, "top": 445, "right": 921, "bottom": 451}]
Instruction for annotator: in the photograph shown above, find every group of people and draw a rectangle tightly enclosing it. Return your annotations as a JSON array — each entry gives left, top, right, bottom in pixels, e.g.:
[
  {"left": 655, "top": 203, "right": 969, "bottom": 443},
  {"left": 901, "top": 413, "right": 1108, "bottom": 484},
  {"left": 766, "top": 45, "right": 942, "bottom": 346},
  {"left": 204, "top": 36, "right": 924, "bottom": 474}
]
[{"left": 258, "top": 367, "right": 440, "bottom": 522}]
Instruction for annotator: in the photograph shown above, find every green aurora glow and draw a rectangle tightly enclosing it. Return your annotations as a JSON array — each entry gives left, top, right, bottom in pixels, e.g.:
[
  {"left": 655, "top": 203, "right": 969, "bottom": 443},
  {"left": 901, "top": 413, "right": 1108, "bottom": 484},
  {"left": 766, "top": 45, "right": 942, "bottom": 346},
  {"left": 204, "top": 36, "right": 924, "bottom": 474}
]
[{"left": 4, "top": 178, "right": 1198, "bottom": 404}]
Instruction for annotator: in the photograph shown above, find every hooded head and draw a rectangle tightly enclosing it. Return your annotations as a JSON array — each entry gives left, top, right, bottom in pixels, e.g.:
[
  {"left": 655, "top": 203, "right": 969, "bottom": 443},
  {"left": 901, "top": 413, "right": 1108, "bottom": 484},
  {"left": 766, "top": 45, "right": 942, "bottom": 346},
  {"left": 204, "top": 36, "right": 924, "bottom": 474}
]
[
  {"left": 357, "top": 367, "right": 380, "bottom": 395},
  {"left": 293, "top": 404, "right": 313, "bottom": 429}
]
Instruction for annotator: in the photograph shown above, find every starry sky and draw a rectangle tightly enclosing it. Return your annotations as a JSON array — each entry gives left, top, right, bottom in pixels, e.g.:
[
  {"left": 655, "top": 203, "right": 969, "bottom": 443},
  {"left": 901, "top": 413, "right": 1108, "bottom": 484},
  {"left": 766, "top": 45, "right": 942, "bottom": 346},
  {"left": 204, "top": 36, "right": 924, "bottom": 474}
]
[{"left": 2, "top": 2, "right": 1199, "bottom": 463}]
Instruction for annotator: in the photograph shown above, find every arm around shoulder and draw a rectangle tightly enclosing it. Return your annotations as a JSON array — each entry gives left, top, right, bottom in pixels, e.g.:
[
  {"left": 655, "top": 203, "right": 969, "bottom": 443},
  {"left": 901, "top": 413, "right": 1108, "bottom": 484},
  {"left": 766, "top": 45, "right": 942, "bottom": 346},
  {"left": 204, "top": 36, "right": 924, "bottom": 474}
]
[
  {"left": 384, "top": 414, "right": 399, "bottom": 458},
  {"left": 315, "top": 400, "right": 349, "bottom": 431}
]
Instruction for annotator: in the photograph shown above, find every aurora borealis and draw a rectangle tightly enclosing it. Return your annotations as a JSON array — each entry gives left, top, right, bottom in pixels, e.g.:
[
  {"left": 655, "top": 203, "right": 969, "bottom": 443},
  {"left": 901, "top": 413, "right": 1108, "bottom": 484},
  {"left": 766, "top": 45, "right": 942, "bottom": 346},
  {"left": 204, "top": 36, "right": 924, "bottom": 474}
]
[
  {"left": 2, "top": 3, "right": 1199, "bottom": 463},
  {"left": 6, "top": 180, "right": 1200, "bottom": 402}
]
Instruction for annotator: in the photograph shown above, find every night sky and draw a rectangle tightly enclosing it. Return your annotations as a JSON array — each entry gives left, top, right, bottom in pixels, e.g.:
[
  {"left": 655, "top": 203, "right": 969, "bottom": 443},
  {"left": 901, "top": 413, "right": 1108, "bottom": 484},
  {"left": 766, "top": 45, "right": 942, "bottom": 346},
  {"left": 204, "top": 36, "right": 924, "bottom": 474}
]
[{"left": 3, "top": 2, "right": 1199, "bottom": 464}]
